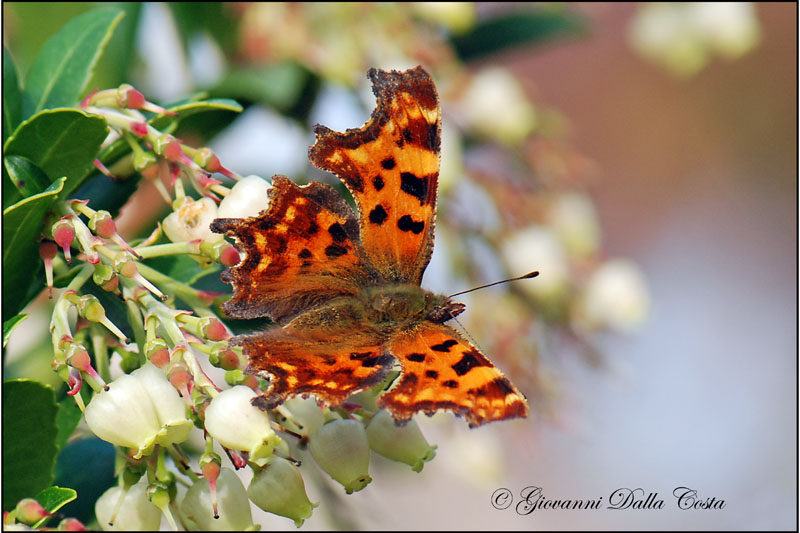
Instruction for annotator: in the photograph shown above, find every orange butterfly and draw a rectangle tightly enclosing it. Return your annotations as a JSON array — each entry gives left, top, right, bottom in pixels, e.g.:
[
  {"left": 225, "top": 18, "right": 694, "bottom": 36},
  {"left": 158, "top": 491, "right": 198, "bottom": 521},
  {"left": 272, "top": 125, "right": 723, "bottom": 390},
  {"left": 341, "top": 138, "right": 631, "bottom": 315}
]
[{"left": 211, "top": 66, "right": 528, "bottom": 427}]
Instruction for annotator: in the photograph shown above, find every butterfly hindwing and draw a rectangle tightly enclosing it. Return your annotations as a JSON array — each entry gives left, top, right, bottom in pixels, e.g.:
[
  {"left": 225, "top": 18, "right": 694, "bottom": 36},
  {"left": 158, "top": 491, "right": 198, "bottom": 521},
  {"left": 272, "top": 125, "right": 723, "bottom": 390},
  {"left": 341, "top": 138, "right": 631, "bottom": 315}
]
[
  {"left": 309, "top": 66, "right": 441, "bottom": 285},
  {"left": 380, "top": 323, "right": 529, "bottom": 427}
]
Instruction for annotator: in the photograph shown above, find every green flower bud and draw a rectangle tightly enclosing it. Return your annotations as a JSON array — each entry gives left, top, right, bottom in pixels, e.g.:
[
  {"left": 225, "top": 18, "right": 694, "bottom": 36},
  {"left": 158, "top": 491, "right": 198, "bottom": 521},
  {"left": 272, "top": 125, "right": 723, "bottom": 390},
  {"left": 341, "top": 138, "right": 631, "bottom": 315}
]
[
  {"left": 309, "top": 419, "right": 371, "bottom": 494},
  {"left": 247, "top": 457, "right": 316, "bottom": 527},
  {"left": 366, "top": 410, "right": 437, "bottom": 472},
  {"left": 181, "top": 468, "right": 254, "bottom": 531}
]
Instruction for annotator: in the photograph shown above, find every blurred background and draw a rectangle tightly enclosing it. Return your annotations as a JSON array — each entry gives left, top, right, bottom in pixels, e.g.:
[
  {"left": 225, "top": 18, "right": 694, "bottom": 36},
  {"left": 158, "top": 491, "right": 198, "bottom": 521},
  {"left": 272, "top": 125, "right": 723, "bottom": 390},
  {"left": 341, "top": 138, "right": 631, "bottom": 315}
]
[{"left": 3, "top": 2, "right": 796, "bottom": 530}]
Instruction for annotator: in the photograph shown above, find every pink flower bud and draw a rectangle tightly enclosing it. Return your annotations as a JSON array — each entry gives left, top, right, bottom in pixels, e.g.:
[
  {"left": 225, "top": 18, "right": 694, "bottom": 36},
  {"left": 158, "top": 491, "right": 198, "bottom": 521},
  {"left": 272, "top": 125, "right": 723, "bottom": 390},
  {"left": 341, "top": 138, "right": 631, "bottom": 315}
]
[
  {"left": 40, "top": 241, "right": 58, "bottom": 298},
  {"left": 14, "top": 498, "right": 50, "bottom": 525},
  {"left": 220, "top": 245, "right": 240, "bottom": 267},
  {"left": 53, "top": 220, "right": 75, "bottom": 264},
  {"left": 164, "top": 141, "right": 185, "bottom": 163},
  {"left": 57, "top": 517, "right": 87, "bottom": 531},
  {"left": 130, "top": 122, "right": 148, "bottom": 137},
  {"left": 203, "top": 318, "right": 230, "bottom": 341}
]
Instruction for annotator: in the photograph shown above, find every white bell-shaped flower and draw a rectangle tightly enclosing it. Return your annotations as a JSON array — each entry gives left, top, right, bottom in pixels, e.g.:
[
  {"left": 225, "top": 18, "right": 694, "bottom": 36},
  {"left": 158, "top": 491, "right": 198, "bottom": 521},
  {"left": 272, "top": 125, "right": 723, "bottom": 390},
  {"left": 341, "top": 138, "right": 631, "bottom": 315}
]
[
  {"left": 181, "top": 468, "right": 255, "bottom": 531},
  {"left": 204, "top": 386, "right": 281, "bottom": 465},
  {"left": 163, "top": 196, "right": 224, "bottom": 244},
  {"left": 217, "top": 175, "right": 272, "bottom": 219},
  {"left": 95, "top": 480, "right": 161, "bottom": 531},
  {"left": 85, "top": 364, "right": 194, "bottom": 458}
]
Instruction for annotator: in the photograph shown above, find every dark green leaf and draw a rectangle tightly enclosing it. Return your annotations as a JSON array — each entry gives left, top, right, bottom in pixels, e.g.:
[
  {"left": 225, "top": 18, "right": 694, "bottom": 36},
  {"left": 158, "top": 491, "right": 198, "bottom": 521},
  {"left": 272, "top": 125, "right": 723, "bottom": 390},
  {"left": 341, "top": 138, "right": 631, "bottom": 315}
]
[
  {"left": 87, "top": 3, "right": 142, "bottom": 91},
  {"left": 24, "top": 8, "right": 124, "bottom": 116},
  {"left": 70, "top": 172, "right": 144, "bottom": 221},
  {"left": 33, "top": 487, "right": 77, "bottom": 527},
  {"left": 4, "top": 155, "right": 52, "bottom": 197},
  {"left": 2, "top": 177, "right": 65, "bottom": 317},
  {"left": 3, "top": 47, "right": 23, "bottom": 144},
  {"left": 210, "top": 63, "right": 309, "bottom": 112},
  {"left": 3, "top": 314, "right": 29, "bottom": 348},
  {"left": 2, "top": 380, "right": 59, "bottom": 511},
  {"left": 53, "top": 438, "right": 116, "bottom": 524},
  {"left": 3, "top": 109, "right": 108, "bottom": 199},
  {"left": 54, "top": 397, "right": 83, "bottom": 452},
  {"left": 451, "top": 10, "right": 585, "bottom": 61}
]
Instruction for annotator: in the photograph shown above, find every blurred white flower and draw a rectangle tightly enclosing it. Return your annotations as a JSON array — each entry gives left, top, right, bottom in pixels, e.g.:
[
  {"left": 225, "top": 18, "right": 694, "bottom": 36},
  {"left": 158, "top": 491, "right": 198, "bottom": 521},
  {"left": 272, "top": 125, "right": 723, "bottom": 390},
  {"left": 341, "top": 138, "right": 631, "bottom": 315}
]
[
  {"left": 460, "top": 67, "right": 537, "bottom": 144},
  {"left": 163, "top": 197, "right": 224, "bottom": 244},
  {"left": 501, "top": 225, "right": 569, "bottom": 299},
  {"left": 578, "top": 259, "right": 650, "bottom": 332},
  {"left": 95, "top": 480, "right": 162, "bottom": 531},
  {"left": 217, "top": 175, "right": 272, "bottom": 219},
  {"left": 204, "top": 386, "right": 281, "bottom": 466},
  {"left": 547, "top": 192, "right": 601, "bottom": 258},
  {"left": 84, "top": 364, "right": 194, "bottom": 458},
  {"left": 181, "top": 468, "right": 255, "bottom": 531},
  {"left": 628, "top": 2, "right": 760, "bottom": 77}
]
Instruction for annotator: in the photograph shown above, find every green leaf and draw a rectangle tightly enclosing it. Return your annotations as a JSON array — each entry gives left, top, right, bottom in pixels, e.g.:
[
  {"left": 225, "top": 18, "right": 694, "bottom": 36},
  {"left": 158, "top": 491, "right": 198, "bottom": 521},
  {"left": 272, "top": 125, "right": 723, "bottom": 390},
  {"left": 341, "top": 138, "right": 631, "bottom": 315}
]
[
  {"left": 2, "top": 176, "right": 66, "bottom": 317},
  {"left": 4, "top": 155, "right": 52, "bottom": 197},
  {"left": 2, "top": 380, "right": 59, "bottom": 511},
  {"left": 24, "top": 8, "right": 124, "bottom": 116},
  {"left": 3, "top": 314, "right": 29, "bottom": 348},
  {"left": 3, "top": 108, "right": 108, "bottom": 199},
  {"left": 3, "top": 47, "right": 23, "bottom": 144},
  {"left": 33, "top": 487, "right": 77, "bottom": 527},
  {"left": 98, "top": 97, "right": 242, "bottom": 167},
  {"left": 54, "top": 397, "right": 83, "bottom": 452},
  {"left": 210, "top": 63, "right": 309, "bottom": 112},
  {"left": 451, "top": 10, "right": 585, "bottom": 61}
]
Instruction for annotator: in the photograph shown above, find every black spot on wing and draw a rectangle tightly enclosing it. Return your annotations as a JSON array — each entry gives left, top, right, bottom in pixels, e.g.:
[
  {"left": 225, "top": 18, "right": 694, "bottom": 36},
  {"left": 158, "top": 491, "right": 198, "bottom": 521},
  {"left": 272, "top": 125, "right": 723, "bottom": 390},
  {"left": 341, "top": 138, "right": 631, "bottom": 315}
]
[
  {"left": 425, "top": 370, "right": 438, "bottom": 379},
  {"left": 397, "top": 215, "right": 425, "bottom": 234},
  {"left": 369, "top": 205, "right": 388, "bottom": 225},
  {"left": 328, "top": 223, "right": 347, "bottom": 242},
  {"left": 298, "top": 248, "right": 312, "bottom": 259},
  {"left": 451, "top": 351, "right": 484, "bottom": 376},
  {"left": 431, "top": 339, "right": 458, "bottom": 352},
  {"left": 381, "top": 157, "right": 396, "bottom": 170},
  {"left": 325, "top": 244, "right": 348, "bottom": 258},
  {"left": 372, "top": 175, "right": 384, "bottom": 191},
  {"left": 406, "top": 353, "right": 426, "bottom": 362},
  {"left": 442, "top": 380, "right": 458, "bottom": 388},
  {"left": 400, "top": 172, "right": 428, "bottom": 204}
]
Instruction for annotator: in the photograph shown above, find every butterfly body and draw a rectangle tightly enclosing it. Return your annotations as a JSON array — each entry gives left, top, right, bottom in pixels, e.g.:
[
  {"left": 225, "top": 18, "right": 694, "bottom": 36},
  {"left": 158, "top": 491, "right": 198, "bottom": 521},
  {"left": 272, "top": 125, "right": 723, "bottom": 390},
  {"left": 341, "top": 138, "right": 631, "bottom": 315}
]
[{"left": 212, "top": 66, "right": 528, "bottom": 427}]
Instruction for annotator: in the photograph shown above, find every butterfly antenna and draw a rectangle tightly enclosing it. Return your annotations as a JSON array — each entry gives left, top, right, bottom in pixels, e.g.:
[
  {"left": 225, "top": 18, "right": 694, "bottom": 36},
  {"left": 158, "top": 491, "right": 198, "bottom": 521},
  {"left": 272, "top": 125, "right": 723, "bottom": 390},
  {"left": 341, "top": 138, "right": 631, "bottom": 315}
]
[{"left": 448, "top": 271, "right": 539, "bottom": 298}]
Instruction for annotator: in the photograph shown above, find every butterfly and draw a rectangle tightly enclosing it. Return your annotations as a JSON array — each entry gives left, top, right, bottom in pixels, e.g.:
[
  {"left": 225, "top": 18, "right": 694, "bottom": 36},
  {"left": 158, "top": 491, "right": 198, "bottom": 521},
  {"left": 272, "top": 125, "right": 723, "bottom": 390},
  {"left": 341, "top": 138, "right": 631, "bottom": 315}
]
[{"left": 211, "top": 66, "right": 528, "bottom": 427}]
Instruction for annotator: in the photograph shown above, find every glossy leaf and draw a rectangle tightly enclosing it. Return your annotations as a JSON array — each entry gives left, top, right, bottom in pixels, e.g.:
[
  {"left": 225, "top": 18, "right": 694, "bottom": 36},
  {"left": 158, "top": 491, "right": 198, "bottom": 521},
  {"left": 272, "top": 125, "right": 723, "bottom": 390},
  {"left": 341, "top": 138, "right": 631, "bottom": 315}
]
[
  {"left": 3, "top": 109, "right": 108, "bottom": 199},
  {"left": 451, "top": 10, "right": 584, "bottom": 61},
  {"left": 3, "top": 314, "right": 29, "bottom": 348},
  {"left": 33, "top": 487, "right": 77, "bottom": 528},
  {"left": 24, "top": 8, "right": 124, "bottom": 116},
  {"left": 2, "top": 380, "right": 59, "bottom": 511},
  {"left": 4, "top": 155, "right": 52, "bottom": 197},
  {"left": 54, "top": 397, "right": 83, "bottom": 452},
  {"left": 3, "top": 47, "right": 22, "bottom": 144},
  {"left": 2, "top": 177, "right": 66, "bottom": 317}
]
